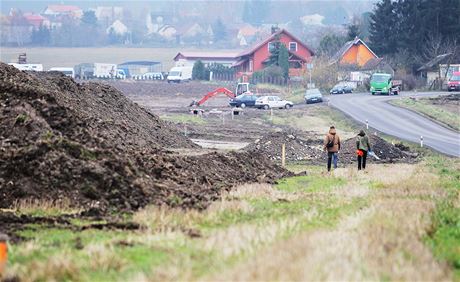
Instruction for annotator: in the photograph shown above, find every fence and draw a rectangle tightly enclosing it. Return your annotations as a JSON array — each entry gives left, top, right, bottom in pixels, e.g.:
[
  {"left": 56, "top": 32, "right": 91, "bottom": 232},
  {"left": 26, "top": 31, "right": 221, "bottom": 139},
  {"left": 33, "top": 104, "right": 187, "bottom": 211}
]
[
  {"left": 249, "top": 76, "right": 289, "bottom": 86},
  {"left": 211, "top": 72, "right": 236, "bottom": 83},
  {"left": 212, "top": 72, "right": 297, "bottom": 87}
]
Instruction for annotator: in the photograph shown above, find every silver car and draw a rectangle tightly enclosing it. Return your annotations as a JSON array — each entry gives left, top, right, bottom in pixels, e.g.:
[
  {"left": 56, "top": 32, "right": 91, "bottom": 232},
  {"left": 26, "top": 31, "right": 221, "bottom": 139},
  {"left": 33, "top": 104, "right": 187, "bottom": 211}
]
[{"left": 255, "top": 96, "right": 294, "bottom": 109}]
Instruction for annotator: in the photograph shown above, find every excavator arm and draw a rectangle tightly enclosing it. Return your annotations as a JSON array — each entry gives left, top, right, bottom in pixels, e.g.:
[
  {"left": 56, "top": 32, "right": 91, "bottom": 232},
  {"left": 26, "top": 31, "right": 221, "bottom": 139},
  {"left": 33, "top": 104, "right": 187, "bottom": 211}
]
[{"left": 195, "top": 87, "right": 236, "bottom": 106}]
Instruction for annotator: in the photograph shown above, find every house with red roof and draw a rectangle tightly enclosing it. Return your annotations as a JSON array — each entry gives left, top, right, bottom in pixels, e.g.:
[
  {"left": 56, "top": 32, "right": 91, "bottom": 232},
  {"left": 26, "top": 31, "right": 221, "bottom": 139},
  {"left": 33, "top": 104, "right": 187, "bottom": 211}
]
[
  {"left": 172, "top": 29, "right": 314, "bottom": 78},
  {"left": 232, "top": 28, "right": 314, "bottom": 77},
  {"left": 43, "top": 5, "right": 83, "bottom": 19},
  {"left": 23, "top": 13, "right": 49, "bottom": 28}
]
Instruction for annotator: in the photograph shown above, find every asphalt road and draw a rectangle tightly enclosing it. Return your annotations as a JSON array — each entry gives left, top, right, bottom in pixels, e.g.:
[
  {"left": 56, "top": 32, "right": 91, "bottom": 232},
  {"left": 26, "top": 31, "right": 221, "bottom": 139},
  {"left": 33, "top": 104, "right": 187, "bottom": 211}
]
[{"left": 329, "top": 92, "right": 460, "bottom": 157}]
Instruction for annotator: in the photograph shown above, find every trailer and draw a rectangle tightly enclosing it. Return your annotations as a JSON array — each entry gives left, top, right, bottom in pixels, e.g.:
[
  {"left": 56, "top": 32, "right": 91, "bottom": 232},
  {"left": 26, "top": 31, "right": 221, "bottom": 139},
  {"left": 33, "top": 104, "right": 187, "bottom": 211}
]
[{"left": 74, "top": 63, "right": 126, "bottom": 79}]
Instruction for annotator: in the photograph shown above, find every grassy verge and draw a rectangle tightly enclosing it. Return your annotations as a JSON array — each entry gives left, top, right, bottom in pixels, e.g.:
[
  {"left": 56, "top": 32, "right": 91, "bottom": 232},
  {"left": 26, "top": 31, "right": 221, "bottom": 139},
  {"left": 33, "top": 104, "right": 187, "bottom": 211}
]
[
  {"left": 4, "top": 165, "right": 369, "bottom": 281},
  {"left": 391, "top": 98, "right": 460, "bottom": 131},
  {"left": 5, "top": 157, "right": 457, "bottom": 281},
  {"left": 427, "top": 156, "right": 460, "bottom": 279}
]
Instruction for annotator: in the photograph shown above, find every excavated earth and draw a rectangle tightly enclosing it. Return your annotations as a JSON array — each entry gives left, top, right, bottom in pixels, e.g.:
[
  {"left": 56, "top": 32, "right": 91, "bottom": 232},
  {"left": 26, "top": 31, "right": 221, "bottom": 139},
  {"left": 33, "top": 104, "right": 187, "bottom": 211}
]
[
  {"left": 0, "top": 63, "right": 291, "bottom": 218},
  {"left": 245, "top": 130, "right": 418, "bottom": 165}
]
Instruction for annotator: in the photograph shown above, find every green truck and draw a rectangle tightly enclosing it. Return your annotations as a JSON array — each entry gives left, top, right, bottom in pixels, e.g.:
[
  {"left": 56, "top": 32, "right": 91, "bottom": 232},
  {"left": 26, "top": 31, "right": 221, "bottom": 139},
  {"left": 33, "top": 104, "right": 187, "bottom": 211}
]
[{"left": 370, "top": 73, "right": 401, "bottom": 95}]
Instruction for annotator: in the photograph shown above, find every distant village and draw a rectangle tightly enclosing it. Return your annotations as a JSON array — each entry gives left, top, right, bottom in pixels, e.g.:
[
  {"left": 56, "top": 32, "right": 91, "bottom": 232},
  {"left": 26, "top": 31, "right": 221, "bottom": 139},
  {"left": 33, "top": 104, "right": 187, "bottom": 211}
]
[
  {"left": 0, "top": 3, "right": 352, "bottom": 48},
  {"left": 1, "top": 1, "right": 459, "bottom": 91}
]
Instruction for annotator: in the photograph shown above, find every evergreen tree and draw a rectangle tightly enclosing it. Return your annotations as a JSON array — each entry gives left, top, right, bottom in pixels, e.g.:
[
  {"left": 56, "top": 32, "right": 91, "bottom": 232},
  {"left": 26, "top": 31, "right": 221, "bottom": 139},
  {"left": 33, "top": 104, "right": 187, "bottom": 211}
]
[
  {"left": 396, "top": 0, "right": 423, "bottom": 53},
  {"left": 192, "top": 60, "right": 206, "bottom": 80},
  {"left": 318, "top": 34, "right": 347, "bottom": 57},
  {"left": 267, "top": 33, "right": 282, "bottom": 66},
  {"left": 81, "top": 11, "right": 97, "bottom": 27},
  {"left": 359, "top": 12, "right": 373, "bottom": 40},
  {"left": 421, "top": 0, "right": 460, "bottom": 42},
  {"left": 278, "top": 44, "right": 289, "bottom": 79},
  {"left": 369, "top": 0, "right": 398, "bottom": 55},
  {"left": 369, "top": 0, "right": 460, "bottom": 71},
  {"left": 347, "top": 24, "right": 360, "bottom": 41}
]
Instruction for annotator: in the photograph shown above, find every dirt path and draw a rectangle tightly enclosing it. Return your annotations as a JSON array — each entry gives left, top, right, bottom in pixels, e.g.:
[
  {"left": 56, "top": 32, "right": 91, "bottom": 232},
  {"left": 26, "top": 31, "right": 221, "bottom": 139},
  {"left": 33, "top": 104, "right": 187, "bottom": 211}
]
[{"left": 212, "top": 164, "right": 451, "bottom": 281}]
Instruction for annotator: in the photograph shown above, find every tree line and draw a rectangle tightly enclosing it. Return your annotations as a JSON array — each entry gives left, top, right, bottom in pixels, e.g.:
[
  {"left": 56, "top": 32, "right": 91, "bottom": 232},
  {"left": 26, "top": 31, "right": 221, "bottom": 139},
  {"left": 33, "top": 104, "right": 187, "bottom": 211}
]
[{"left": 369, "top": 0, "right": 460, "bottom": 71}]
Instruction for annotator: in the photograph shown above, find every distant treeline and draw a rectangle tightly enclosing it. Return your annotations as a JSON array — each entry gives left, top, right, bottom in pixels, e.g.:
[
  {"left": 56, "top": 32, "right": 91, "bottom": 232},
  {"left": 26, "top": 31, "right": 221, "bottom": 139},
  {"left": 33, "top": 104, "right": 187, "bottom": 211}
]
[{"left": 369, "top": 0, "right": 460, "bottom": 71}]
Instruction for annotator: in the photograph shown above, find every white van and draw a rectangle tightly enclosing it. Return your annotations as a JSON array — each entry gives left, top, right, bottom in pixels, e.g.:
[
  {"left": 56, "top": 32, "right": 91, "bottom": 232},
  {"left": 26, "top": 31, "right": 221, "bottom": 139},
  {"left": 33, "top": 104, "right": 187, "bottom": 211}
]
[
  {"left": 167, "top": 66, "right": 193, "bottom": 83},
  {"left": 49, "top": 67, "right": 75, "bottom": 78}
]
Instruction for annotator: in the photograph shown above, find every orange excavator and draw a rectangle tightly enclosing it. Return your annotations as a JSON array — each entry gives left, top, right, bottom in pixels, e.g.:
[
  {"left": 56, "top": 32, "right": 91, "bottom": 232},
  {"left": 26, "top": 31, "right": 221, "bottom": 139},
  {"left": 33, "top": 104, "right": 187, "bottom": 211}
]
[{"left": 190, "top": 83, "right": 251, "bottom": 106}]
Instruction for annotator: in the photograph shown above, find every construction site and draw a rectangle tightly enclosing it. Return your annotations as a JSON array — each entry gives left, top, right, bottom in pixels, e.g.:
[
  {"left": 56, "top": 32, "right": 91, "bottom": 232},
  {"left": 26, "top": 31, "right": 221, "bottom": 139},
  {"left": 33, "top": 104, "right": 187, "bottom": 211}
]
[{"left": 0, "top": 63, "right": 458, "bottom": 281}]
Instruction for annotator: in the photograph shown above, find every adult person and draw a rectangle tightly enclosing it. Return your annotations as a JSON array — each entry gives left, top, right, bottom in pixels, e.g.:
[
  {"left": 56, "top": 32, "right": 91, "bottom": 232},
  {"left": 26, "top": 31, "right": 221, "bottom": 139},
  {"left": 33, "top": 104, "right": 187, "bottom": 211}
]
[
  {"left": 356, "top": 129, "right": 371, "bottom": 170},
  {"left": 323, "top": 126, "right": 341, "bottom": 172}
]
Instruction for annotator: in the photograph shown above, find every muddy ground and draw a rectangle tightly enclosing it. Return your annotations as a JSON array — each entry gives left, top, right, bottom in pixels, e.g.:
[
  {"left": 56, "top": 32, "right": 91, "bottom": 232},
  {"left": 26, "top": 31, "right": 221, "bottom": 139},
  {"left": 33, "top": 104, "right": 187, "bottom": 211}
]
[
  {"left": 426, "top": 93, "right": 460, "bottom": 114},
  {"left": 107, "top": 81, "right": 418, "bottom": 166},
  {"left": 0, "top": 64, "right": 291, "bottom": 219},
  {"left": 0, "top": 72, "right": 417, "bottom": 240}
]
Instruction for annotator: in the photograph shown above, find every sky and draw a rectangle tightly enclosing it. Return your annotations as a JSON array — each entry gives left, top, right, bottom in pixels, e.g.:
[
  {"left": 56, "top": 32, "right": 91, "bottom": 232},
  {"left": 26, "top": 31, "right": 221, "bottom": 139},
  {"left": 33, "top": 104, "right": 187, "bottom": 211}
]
[{"left": 1, "top": 0, "right": 377, "bottom": 17}]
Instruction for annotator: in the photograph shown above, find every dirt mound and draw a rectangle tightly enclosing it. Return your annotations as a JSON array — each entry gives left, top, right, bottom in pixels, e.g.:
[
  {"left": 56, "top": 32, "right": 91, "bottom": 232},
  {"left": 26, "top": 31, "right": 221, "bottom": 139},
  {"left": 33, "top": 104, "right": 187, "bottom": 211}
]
[
  {"left": 110, "top": 80, "right": 223, "bottom": 98},
  {"left": 338, "top": 134, "right": 418, "bottom": 164},
  {"left": 0, "top": 63, "right": 290, "bottom": 213},
  {"left": 428, "top": 93, "right": 460, "bottom": 104},
  {"left": 245, "top": 129, "right": 323, "bottom": 163},
  {"left": 246, "top": 129, "right": 418, "bottom": 165}
]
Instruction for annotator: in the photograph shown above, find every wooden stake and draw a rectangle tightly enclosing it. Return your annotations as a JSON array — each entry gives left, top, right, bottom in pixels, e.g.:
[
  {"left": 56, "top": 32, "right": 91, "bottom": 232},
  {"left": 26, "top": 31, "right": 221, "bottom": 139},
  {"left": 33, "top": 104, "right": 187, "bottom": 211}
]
[{"left": 281, "top": 143, "right": 286, "bottom": 167}]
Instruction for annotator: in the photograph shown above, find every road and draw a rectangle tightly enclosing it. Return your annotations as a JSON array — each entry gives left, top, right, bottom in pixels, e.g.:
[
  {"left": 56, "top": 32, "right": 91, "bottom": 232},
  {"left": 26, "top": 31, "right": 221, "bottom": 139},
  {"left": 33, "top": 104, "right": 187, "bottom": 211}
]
[{"left": 329, "top": 92, "right": 460, "bottom": 157}]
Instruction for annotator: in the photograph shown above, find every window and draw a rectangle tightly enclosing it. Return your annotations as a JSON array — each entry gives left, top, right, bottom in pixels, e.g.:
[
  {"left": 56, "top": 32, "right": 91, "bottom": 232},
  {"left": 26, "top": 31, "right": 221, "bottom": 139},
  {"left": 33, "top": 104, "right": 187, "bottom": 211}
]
[
  {"left": 289, "top": 42, "right": 297, "bottom": 52},
  {"left": 289, "top": 61, "right": 302, "bottom": 69},
  {"left": 268, "top": 42, "right": 275, "bottom": 52}
]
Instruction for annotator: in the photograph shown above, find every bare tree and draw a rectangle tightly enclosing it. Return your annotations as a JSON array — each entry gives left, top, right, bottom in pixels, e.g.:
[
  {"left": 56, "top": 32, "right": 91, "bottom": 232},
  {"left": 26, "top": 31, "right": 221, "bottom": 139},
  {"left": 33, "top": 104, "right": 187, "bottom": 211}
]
[{"left": 414, "top": 33, "right": 458, "bottom": 65}]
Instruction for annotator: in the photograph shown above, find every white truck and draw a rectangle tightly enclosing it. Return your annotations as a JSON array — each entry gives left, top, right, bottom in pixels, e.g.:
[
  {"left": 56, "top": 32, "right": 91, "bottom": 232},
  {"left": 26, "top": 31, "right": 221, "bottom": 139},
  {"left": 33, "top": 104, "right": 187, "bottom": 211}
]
[
  {"left": 94, "top": 63, "right": 125, "bottom": 79},
  {"left": 167, "top": 66, "right": 193, "bottom": 83},
  {"left": 74, "top": 63, "right": 126, "bottom": 79}
]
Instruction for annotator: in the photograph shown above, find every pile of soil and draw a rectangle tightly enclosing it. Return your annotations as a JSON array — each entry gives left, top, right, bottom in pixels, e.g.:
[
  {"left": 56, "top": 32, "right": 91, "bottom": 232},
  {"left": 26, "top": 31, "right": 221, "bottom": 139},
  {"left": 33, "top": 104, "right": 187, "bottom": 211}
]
[
  {"left": 338, "top": 134, "right": 418, "bottom": 164},
  {"left": 110, "top": 80, "right": 221, "bottom": 99},
  {"left": 246, "top": 129, "right": 418, "bottom": 165},
  {"left": 245, "top": 130, "right": 324, "bottom": 163},
  {"left": 0, "top": 63, "right": 290, "bottom": 213},
  {"left": 109, "top": 81, "right": 281, "bottom": 99},
  {"left": 428, "top": 93, "right": 460, "bottom": 104}
]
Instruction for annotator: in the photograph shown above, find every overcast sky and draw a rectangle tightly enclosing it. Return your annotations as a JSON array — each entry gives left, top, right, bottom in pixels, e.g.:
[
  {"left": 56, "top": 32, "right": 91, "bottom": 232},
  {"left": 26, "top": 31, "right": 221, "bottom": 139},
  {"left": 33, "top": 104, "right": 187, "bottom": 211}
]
[{"left": 1, "top": 0, "right": 377, "bottom": 17}]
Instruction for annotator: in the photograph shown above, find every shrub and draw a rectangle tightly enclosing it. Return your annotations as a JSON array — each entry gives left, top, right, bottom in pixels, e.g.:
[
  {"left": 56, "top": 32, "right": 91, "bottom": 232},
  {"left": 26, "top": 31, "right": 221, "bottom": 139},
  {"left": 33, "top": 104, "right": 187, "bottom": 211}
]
[{"left": 192, "top": 60, "right": 206, "bottom": 80}]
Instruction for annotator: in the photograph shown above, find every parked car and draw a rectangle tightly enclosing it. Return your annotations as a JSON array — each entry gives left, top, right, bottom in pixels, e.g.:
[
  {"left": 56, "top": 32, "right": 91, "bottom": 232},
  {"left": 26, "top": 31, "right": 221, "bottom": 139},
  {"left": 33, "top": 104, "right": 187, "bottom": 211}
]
[
  {"left": 142, "top": 72, "right": 164, "bottom": 80},
  {"left": 330, "top": 84, "right": 353, "bottom": 94},
  {"left": 229, "top": 94, "right": 258, "bottom": 108},
  {"left": 304, "top": 88, "right": 323, "bottom": 104},
  {"left": 255, "top": 96, "right": 293, "bottom": 109},
  {"left": 447, "top": 71, "right": 460, "bottom": 91}
]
